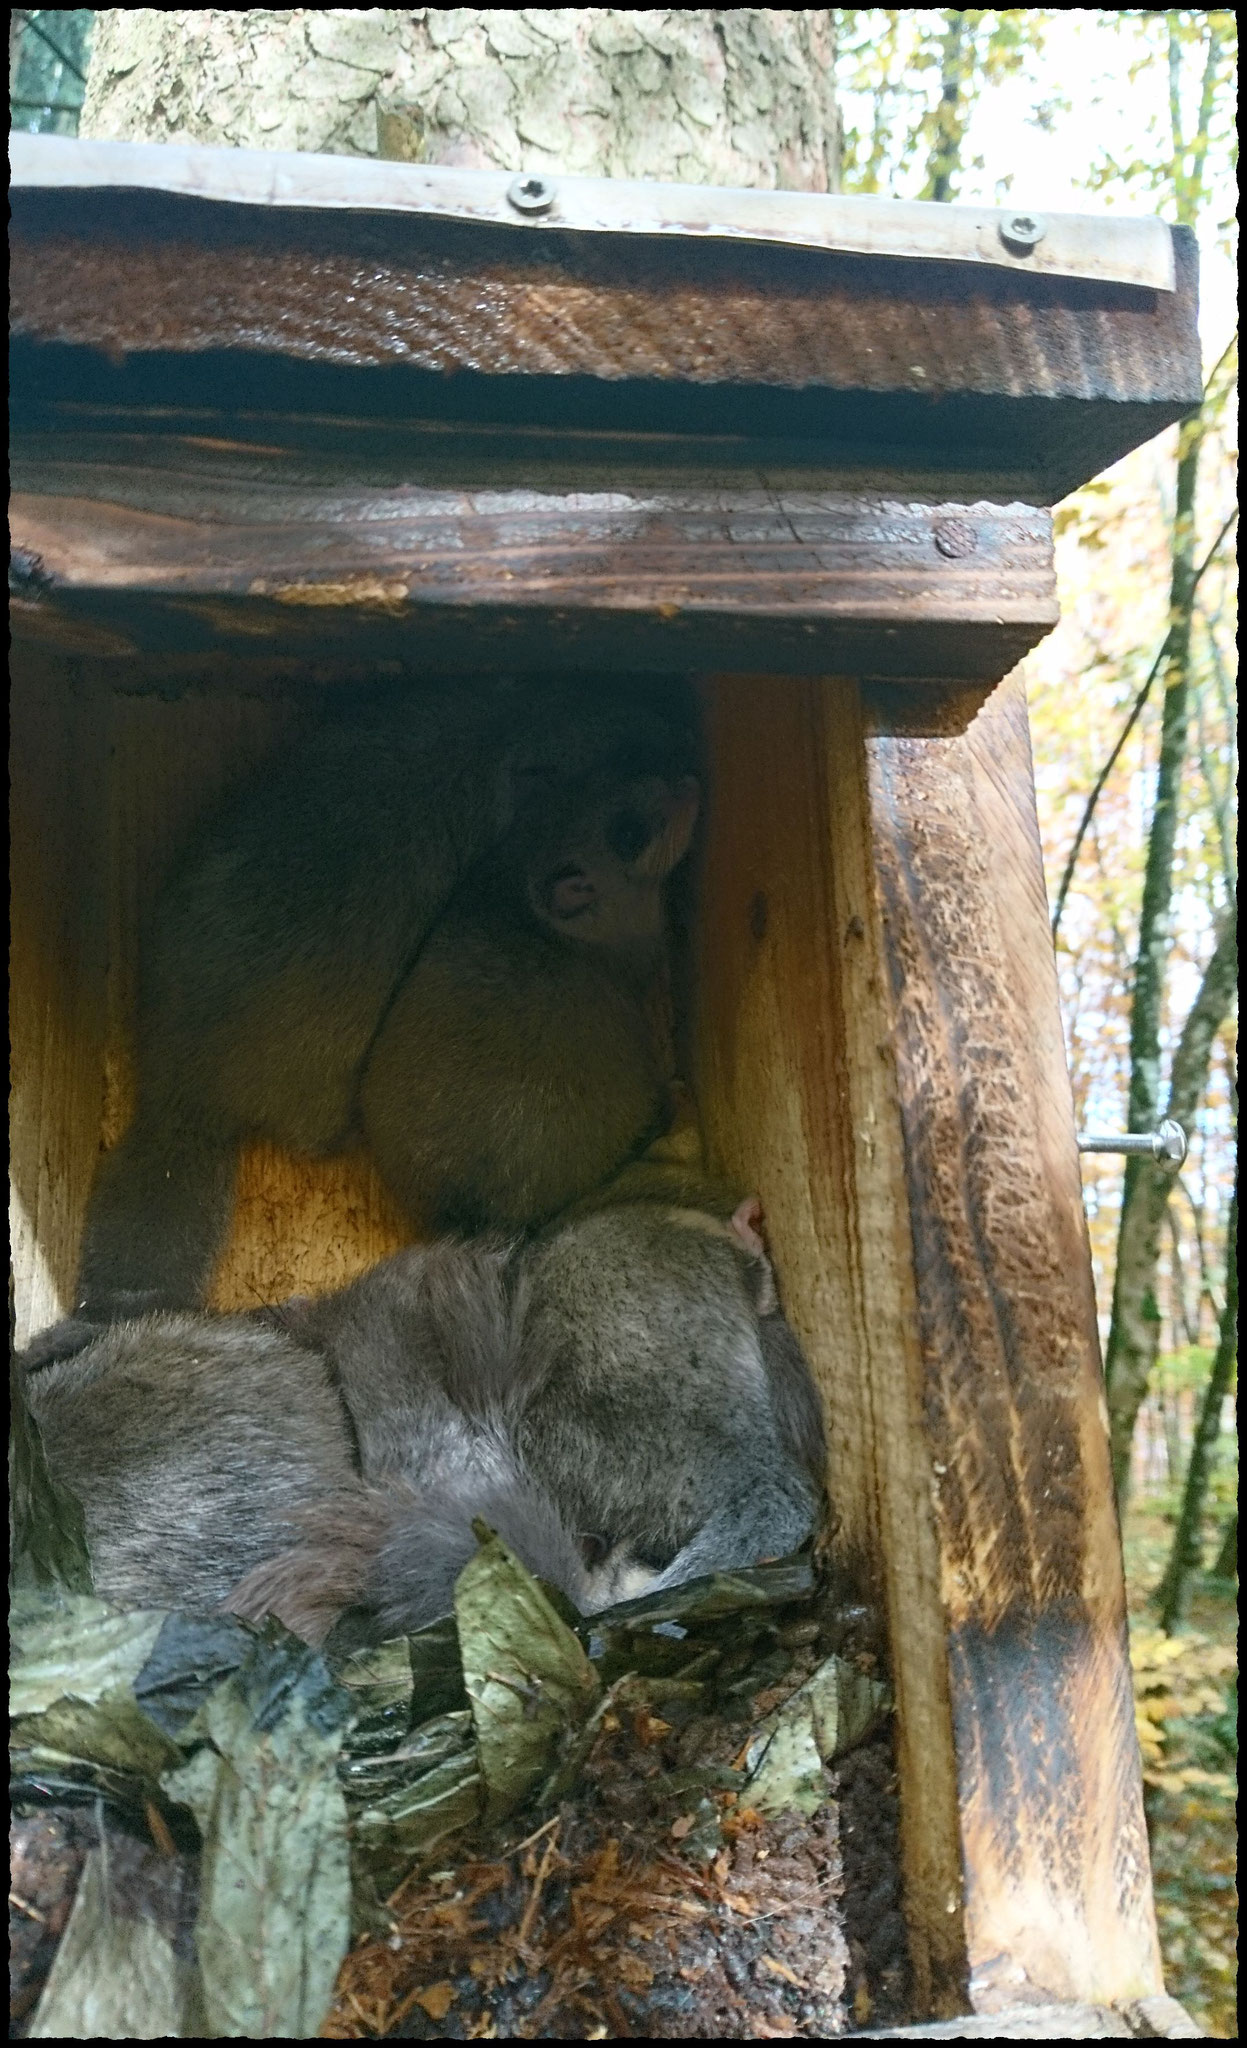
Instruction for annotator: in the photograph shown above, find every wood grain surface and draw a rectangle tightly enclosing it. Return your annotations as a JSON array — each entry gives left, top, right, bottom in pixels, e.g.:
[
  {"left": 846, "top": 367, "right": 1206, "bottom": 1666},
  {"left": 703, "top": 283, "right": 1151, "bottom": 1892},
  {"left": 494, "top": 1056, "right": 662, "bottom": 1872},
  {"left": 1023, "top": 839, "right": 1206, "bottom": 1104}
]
[
  {"left": 10, "top": 192, "right": 1201, "bottom": 500},
  {"left": 693, "top": 673, "right": 966, "bottom": 2014},
  {"left": 10, "top": 430, "right": 1056, "bottom": 694},
  {"left": 10, "top": 661, "right": 413, "bottom": 1343},
  {"left": 693, "top": 670, "right": 1162, "bottom": 2014},
  {"left": 9, "top": 659, "right": 109, "bottom": 1348},
  {"left": 868, "top": 676, "right": 1161, "bottom": 2011}
]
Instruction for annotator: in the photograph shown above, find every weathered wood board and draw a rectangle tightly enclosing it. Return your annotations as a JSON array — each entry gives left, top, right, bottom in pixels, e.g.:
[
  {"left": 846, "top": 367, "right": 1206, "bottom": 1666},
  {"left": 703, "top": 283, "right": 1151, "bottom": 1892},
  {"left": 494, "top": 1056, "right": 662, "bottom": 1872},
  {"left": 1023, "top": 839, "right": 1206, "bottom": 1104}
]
[
  {"left": 10, "top": 427, "right": 1056, "bottom": 689},
  {"left": 694, "top": 671, "right": 1162, "bottom": 2015},
  {"left": 11, "top": 142, "right": 1201, "bottom": 502}
]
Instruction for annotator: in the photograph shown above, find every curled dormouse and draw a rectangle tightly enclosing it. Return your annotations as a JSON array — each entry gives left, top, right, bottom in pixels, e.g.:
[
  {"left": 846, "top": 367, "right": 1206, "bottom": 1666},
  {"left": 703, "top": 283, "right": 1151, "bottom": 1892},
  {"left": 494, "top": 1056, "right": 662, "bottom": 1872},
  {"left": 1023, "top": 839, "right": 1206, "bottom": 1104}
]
[
  {"left": 25, "top": 1193, "right": 824, "bottom": 1644},
  {"left": 66, "top": 678, "right": 698, "bottom": 1337},
  {"left": 360, "top": 766, "right": 699, "bottom": 1235}
]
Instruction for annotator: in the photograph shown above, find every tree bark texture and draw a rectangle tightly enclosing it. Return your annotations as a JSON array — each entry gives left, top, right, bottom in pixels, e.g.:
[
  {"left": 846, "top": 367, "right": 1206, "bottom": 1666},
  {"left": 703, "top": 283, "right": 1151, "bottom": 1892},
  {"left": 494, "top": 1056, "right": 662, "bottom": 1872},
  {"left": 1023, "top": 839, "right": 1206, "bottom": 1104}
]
[
  {"left": 81, "top": 9, "right": 840, "bottom": 191},
  {"left": 1156, "top": 1150, "right": 1237, "bottom": 1631},
  {"left": 1105, "top": 903, "right": 1238, "bottom": 1497},
  {"left": 1102, "top": 13, "right": 1230, "bottom": 1505}
]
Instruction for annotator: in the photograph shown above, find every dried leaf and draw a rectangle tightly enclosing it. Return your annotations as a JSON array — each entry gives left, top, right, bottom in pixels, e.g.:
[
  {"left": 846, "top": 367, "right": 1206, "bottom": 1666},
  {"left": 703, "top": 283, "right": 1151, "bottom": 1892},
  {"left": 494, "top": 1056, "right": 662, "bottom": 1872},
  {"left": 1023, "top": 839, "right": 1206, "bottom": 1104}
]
[
  {"left": 340, "top": 1708, "right": 473, "bottom": 1805},
  {"left": 588, "top": 1559, "right": 816, "bottom": 1639},
  {"left": 351, "top": 1748, "right": 484, "bottom": 1887},
  {"left": 26, "top": 1847, "right": 194, "bottom": 2040},
  {"left": 162, "top": 1625, "right": 351, "bottom": 2039},
  {"left": 333, "top": 1636, "right": 417, "bottom": 1759},
  {"left": 455, "top": 1526, "right": 598, "bottom": 1822},
  {"left": 10, "top": 1592, "right": 180, "bottom": 1795},
  {"left": 672, "top": 1796, "right": 726, "bottom": 1867},
  {"left": 132, "top": 1612, "right": 251, "bottom": 1741},
  {"left": 746, "top": 1654, "right": 890, "bottom": 1818},
  {"left": 413, "top": 1981, "right": 456, "bottom": 2020},
  {"left": 633, "top": 1707, "right": 673, "bottom": 1746},
  {"left": 405, "top": 1613, "right": 469, "bottom": 1720}
]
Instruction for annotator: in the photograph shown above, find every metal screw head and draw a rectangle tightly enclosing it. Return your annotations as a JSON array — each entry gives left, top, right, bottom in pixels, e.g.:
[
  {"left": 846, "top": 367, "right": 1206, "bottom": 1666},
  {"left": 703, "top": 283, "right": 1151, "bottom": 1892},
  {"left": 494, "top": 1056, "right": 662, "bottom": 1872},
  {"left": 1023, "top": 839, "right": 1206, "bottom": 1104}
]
[
  {"left": 1155, "top": 1118, "right": 1188, "bottom": 1166},
  {"left": 999, "top": 212, "right": 1046, "bottom": 254},
  {"left": 934, "top": 518, "right": 977, "bottom": 560},
  {"left": 507, "top": 173, "right": 556, "bottom": 216}
]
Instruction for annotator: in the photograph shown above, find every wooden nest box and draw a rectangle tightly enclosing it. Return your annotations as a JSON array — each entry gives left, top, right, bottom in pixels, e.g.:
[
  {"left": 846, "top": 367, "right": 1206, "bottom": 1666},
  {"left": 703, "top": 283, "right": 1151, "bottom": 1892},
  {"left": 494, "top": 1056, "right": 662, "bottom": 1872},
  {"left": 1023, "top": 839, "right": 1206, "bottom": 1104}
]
[{"left": 9, "top": 137, "right": 1203, "bottom": 2035}]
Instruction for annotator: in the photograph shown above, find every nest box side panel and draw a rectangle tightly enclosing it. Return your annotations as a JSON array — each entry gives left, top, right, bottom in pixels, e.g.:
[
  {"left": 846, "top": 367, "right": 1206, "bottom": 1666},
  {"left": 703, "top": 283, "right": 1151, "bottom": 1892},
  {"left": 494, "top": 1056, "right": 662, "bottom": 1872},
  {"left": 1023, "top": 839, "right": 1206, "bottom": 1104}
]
[
  {"left": 867, "top": 676, "right": 1161, "bottom": 2011},
  {"left": 10, "top": 658, "right": 109, "bottom": 1348},
  {"left": 693, "top": 671, "right": 1162, "bottom": 2015},
  {"left": 692, "top": 672, "right": 966, "bottom": 2017},
  {"left": 99, "top": 690, "right": 412, "bottom": 1312},
  {"left": 8, "top": 672, "right": 413, "bottom": 1345}
]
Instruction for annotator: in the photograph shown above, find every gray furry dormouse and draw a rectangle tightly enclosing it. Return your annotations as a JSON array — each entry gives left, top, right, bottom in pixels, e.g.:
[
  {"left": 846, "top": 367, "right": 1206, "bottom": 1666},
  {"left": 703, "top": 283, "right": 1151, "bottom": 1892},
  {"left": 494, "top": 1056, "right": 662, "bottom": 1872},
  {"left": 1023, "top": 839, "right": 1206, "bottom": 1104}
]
[
  {"left": 65, "top": 678, "right": 699, "bottom": 1334},
  {"left": 26, "top": 1201, "right": 824, "bottom": 1644}
]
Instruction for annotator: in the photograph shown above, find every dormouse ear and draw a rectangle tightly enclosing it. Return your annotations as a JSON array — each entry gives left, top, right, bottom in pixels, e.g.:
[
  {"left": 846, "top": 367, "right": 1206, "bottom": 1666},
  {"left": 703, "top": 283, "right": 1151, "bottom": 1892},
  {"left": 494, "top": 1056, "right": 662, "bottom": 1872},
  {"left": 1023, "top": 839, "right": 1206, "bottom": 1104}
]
[
  {"left": 633, "top": 777, "right": 701, "bottom": 879},
  {"left": 730, "top": 1196, "right": 779, "bottom": 1316},
  {"left": 729, "top": 1196, "right": 766, "bottom": 1260}
]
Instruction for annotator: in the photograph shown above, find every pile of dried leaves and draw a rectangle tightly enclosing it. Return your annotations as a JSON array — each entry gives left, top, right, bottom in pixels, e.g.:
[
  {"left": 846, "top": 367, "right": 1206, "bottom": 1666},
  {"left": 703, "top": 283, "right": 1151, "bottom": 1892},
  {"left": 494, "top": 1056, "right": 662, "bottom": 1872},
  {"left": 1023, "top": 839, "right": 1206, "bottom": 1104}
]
[{"left": 10, "top": 1363, "right": 903, "bottom": 2039}]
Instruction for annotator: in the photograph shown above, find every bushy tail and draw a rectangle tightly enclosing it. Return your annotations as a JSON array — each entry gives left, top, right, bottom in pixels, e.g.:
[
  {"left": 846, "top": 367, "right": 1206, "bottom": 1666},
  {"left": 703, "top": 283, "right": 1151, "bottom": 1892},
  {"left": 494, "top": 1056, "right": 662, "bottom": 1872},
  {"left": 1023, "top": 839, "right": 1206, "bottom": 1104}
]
[{"left": 224, "top": 1433, "right": 593, "bottom": 1647}]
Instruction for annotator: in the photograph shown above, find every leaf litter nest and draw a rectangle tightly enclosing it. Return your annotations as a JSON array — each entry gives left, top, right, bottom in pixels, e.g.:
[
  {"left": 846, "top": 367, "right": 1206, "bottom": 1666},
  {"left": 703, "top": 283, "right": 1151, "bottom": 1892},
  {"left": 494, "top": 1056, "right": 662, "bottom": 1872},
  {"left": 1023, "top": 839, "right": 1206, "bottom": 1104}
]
[
  {"left": 9, "top": 1534, "right": 909, "bottom": 2039},
  {"left": 325, "top": 1568, "right": 910, "bottom": 2039}
]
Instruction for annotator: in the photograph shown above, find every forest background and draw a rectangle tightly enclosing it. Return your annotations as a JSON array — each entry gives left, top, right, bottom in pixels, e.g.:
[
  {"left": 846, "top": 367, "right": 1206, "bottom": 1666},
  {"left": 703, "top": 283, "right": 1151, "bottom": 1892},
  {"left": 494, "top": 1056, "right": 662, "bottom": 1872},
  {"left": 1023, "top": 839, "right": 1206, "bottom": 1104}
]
[{"left": 10, "top": 9, "right": 1238, "bottom": 2035}]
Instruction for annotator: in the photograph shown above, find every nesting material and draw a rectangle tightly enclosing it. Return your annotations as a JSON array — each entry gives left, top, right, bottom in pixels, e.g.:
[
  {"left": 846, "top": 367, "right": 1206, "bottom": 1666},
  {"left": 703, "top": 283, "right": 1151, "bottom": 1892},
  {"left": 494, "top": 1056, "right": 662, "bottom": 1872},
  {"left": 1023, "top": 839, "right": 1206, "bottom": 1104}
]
[
  {"left": 324, "top": 1556, "right": 905, "bottom": 2039},
  {"left": 12, "top": 1417, "right": 903, "bottom": 2041}
]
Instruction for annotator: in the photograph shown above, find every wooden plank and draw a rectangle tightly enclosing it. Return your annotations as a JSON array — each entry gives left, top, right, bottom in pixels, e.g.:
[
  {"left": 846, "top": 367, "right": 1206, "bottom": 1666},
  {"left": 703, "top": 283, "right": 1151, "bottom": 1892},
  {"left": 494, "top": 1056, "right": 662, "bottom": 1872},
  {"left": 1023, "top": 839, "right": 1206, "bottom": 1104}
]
[
  {"left": 867, "top": 675, "right": 1161, "bottom": 2010},
  {"left": 9, "top": 658, "right": 108, "bottom": 1348},
  {"left": 9, "top": 433, "right": 1056, "bottom": 693},
  {"left": 858, "top": 2004, "right": 1131, "bottom": 2038},
  {"left": 9, "top": 661, "right": 412, "bottom": 1345},
  {"left": 692, "top": 674, "right": 967, "bottom": 2016},
  {"left": 859, "top": 1993, "right": 1202, "bottom": 2038},
  {"left": 693, "top": 670, "right": 1162, "bottom": 2016},
  {"left": 10, "top": 187, "right": 1200, "bottom": 502},
  {"left": 864, "top": 671, "right": 1154, "bottom": 1998},
  {"left": 10, "top": 135, "right": 1177, "bottom": 291}
]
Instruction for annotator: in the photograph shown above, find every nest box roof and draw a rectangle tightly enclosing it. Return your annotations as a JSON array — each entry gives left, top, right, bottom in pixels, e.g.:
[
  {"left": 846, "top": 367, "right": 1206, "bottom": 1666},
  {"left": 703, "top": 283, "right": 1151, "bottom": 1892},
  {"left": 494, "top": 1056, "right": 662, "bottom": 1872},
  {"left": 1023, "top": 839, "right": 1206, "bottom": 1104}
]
[{"left": 9, "top": 137, "right": 1202, "bottom": 693}]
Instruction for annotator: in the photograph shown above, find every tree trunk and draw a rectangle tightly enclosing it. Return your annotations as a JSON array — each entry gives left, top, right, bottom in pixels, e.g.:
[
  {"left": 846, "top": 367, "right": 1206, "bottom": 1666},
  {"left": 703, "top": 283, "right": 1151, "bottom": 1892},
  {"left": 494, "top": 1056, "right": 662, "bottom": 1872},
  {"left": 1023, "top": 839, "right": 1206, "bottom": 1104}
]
[
  {"left": 924, "top": 10, "right": 969, "bottom": 203},
  {"left": 1105, "top": 905, "right": 1238, "bottom": 1496},
  {"left": 1100, "top": 15, "right": 1229, "bottom": 1505},
  {"left": 1156, "top": 1149, "right": 1237, "bottom": 1630},
  {"left": 1211, "top": 1513, "right": 1237, "bottom": 1580},
  {"left": 1158, "top": 1384, "right": 1183, "bottom": 1488},
  {"left": 81, "top": 8, "right": 841, "bottom": 191}
]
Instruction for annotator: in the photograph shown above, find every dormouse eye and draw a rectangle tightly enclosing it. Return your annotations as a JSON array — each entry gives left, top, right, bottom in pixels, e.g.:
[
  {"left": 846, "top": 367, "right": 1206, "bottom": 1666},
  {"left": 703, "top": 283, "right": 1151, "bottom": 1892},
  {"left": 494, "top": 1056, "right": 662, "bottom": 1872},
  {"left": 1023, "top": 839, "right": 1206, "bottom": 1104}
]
[{"left": 606, "top": 807, "right": 655, "bottom": 864}]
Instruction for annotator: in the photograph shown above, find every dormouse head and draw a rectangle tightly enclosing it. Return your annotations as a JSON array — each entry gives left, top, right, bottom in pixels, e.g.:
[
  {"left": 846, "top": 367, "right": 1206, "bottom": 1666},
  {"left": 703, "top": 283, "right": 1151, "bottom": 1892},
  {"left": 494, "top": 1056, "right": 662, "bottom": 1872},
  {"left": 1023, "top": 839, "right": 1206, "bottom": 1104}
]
[{"left": 526, "top": 772, "right": 700, "bottom": 948}]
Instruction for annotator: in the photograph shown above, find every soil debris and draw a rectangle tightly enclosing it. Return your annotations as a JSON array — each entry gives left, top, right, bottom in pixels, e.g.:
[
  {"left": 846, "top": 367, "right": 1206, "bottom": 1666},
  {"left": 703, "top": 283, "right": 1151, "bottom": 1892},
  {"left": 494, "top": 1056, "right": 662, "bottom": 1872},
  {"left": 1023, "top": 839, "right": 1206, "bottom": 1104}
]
[{"left": 324, "top": 1585, "right": 908, "bottom": 2042}]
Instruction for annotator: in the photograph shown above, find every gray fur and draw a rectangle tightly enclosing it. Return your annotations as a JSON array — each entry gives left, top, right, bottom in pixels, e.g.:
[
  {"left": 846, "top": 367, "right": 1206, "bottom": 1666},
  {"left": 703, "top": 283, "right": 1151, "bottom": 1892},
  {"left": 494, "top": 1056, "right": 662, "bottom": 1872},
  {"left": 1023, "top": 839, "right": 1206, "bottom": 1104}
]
[
  {"left": 72, "top": 680, "right": 697, "bottom": 1322},
  {"left": 25, "top": 1198, "right": 825, "bottom": 1641},
  {"left": 360, "top": 769, "right": 698, "bottom": 1236},
  {"left": 25, "top": 1313, "right": 361, "bottom": 1615},
  {"left": 516, "top": 1204, "right": 824, "bottom": 1584}
]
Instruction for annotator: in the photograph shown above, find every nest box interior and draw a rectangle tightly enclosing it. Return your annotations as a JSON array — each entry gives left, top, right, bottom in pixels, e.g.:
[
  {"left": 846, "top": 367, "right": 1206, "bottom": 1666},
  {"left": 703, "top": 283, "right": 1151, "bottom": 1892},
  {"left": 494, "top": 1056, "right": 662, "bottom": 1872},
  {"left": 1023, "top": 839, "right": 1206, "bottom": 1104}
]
[{"left": 9, "top": 136, "right": 1204, "bottom": 2029}]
